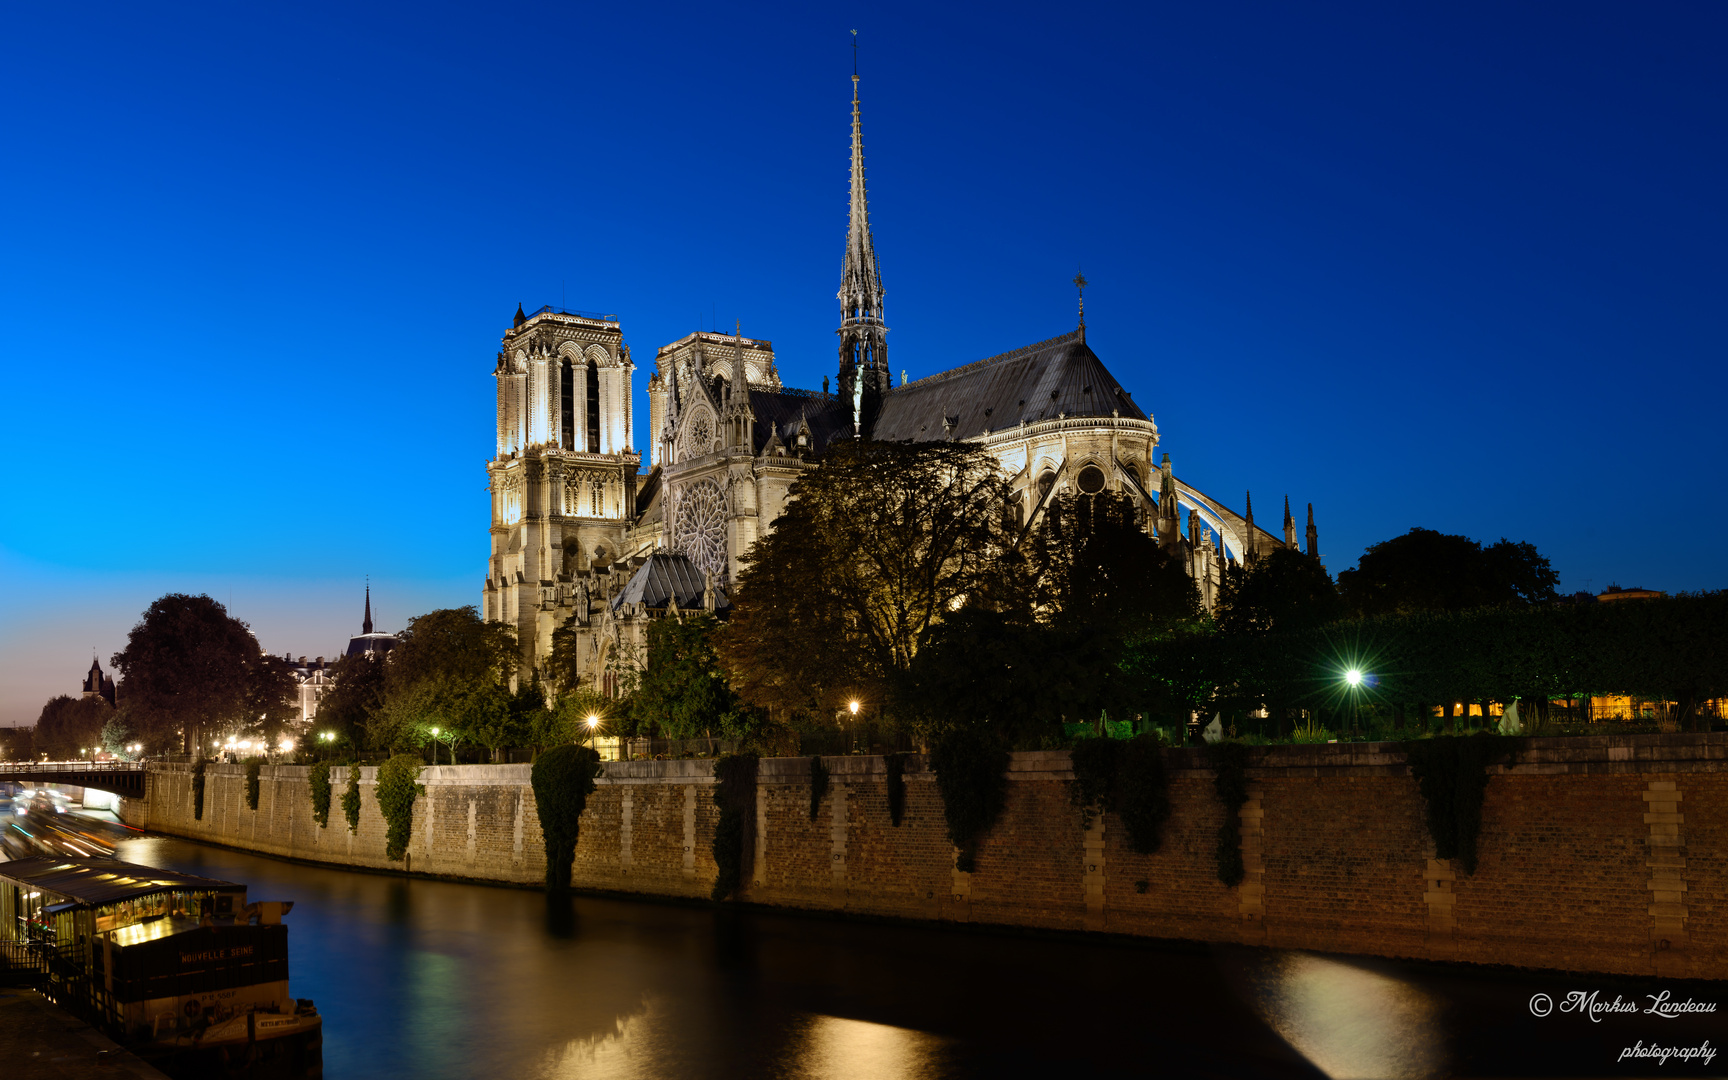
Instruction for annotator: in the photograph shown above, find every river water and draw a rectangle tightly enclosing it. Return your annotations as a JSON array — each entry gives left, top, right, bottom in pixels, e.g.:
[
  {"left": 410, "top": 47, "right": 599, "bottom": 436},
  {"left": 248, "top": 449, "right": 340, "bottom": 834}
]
[{"left": 111, "top": 836, "right": 1722, "bottom": 1079}]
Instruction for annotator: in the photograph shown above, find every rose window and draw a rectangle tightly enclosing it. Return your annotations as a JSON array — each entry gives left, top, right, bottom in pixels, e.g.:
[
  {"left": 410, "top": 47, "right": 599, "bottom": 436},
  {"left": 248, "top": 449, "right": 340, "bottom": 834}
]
[
  {"left": 685, "top": 413, "right": 713, "bottom": 456},
  {"left": 672, "top": 478, "right": 728, "bottom": 578}
]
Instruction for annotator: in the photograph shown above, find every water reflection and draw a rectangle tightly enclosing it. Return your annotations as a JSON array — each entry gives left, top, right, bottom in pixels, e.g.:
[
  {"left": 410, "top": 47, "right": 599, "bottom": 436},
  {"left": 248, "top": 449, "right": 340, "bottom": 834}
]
[
  {"left": 109, "top": 834, "right": 1719, "bottom": 1079},
  {"left": 1224, "top": 951, "right": 1446, "bottom": 1079},
  {"left": 786, "top": 1016, "right": 954, "bottom": 1080}
]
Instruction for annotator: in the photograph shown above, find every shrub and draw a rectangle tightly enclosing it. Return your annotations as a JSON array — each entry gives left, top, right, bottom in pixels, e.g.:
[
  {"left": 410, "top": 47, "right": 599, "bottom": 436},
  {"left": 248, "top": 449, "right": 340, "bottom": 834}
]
[
  {"left": 929, "top": 726, "right": 1010, "bottom": 873},
  {"left": 191, "top": 757, "right": 206, "bottom": 821},
  {"left": 807, "top": 756, "right": 830, "bottom": 821},
  {"left": 531, "top": 744, "right": 602, "bottom": 892},
  {"left": 375, "top": 754, "right": 425, "bottom": 861},
  {"left": 244, "top": 758, "right": 263, "bottom": 810},
  {"left": 1068, "top": 735, "right": 1172, "bottom": 854},
  {"left": 710, "top": 753, "right": 759, "bottom": 900},
  {"left": 1207, "top": 742, "right": 1252, "bottom": 886},
  {"left": 341, "top": 766, "right": 361, "bottom": 833},
  {"left": 308, "top": 760, "right": 332, "bottom": 828},
  {"left": 885, "top": 752, "right": 908, "bottom": 826},
  {"left": 1405, "top": 733, "right": 1504, "bottom": 875}
]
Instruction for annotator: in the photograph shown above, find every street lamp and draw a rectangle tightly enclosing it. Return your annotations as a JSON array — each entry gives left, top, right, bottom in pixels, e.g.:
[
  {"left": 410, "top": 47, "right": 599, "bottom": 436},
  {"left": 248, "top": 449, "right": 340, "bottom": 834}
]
[
  {"left": 1345, "top": 669, "right": 1363, "bottom": 687},
  {"left": 430, "top": 727, "right": 440, "bottom": 765}
]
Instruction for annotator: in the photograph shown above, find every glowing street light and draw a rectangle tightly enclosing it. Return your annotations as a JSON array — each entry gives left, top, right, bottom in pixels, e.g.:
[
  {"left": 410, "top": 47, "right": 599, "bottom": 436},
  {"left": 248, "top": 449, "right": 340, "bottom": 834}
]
[
  {"left": 586, "top": 715, "right": 600, "bottom": 729},
  {"left": 849, "top": 700, "right": 860, "bottom": 716},
  {"left": 1345, "top": 669, "right": 1363, "bottom": 687}
]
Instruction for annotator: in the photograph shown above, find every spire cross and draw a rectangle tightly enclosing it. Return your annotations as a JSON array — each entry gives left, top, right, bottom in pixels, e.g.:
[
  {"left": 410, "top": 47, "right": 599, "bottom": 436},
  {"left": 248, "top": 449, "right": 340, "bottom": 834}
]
[{"left": 1073, "top": 269, "right": 1088, "bottom": 329}]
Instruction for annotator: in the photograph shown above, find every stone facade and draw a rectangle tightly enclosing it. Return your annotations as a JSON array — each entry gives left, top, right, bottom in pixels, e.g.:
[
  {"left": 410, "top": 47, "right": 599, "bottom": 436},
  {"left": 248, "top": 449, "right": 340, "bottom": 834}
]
[
  {"left": 127, "top": 734, "right": 1728, "bottom": 980},
  {"left": 487, "top": 73, "right": 1325, "bottom": 686}
]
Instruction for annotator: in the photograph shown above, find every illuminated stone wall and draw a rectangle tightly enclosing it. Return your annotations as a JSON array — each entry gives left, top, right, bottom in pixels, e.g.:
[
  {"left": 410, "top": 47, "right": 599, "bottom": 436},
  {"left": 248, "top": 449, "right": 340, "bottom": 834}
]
[{"left": 125, "top": 735, "right": 1728, "bottom": 979}]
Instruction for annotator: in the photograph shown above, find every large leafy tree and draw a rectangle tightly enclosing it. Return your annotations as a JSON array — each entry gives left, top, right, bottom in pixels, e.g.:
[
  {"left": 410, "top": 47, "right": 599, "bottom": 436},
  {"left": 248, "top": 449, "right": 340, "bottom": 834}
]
[
  {"left": 110, "top": 593, "right": 284, "bottom": 754},
  {"left": 314, "top": 652, "right": 389, "bottom": 748},
  {"left": 386, "top": 606, "right": 518, "bottom": 695},
  {"left": 33, "top": 696, "right": 112, "bottom": 759},
  {"left": 632, "top": 614, "right": 743, "bottom": 739},
  {"left": 1215, "top": 547, "right": 1345, "bottom": 635},
  {"left": 1337, "top": 527, "right": 1559, "bottom": 616},
  {"left": 718, "top": 439, "right": 1017, "bottom": 720},
  {"left": 1023, "top": 493, "right": 1198, "bottom": 634}
]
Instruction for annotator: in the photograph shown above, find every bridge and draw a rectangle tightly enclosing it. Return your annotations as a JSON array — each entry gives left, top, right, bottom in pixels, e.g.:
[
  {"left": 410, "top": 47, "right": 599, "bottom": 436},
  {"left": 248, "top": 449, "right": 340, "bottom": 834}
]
[{"left": 0, "top": 762, "right": 146, "bottom": 799}]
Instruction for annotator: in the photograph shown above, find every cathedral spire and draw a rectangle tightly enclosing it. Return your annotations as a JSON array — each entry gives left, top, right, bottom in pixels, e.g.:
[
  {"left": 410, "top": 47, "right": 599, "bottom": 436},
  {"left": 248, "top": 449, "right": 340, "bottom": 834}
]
[
  {"left": 837, "top": 44, "right": 889, "bottom": 435},
  {"left": 1306, "top": 502, "right": 1319, "bottom": 559},
  {"left": 363, "top": 582, "right": 373, "bottom": 635}
]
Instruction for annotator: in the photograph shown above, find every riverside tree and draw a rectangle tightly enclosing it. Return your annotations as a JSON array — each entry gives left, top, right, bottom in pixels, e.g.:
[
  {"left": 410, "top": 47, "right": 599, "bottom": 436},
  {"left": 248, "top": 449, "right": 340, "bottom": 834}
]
[
  {"left": 718, "top": 439, "right": 1018, "bottom": 723},
  {"left": 110, "top": 593, "right": 295, "bottom": 755}
]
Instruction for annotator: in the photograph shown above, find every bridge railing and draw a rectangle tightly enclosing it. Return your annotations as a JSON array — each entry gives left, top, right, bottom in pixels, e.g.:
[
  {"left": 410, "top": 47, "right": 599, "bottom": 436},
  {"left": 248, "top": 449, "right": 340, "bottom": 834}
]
[{"left": 0, "top": 762, "right": 144, "bottom": 775}]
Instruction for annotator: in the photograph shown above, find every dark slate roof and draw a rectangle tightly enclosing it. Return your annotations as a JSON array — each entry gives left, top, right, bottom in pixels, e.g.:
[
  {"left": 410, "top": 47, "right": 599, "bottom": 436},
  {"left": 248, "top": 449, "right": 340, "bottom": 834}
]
[
  {"left": 871, "top": 330, "right": 1146, "bottom": 443},
  {"left": 611, "top": 552, "right": 730, "bottom": 612},
  {"left": 0, "top": 856, "right": 240, "bottom": 908},
  {"left": 747, "top": 387, "right": 852, "bottom": 456},
  {"left": 345, "top": 633, "right": 398, "bottom": 659}
]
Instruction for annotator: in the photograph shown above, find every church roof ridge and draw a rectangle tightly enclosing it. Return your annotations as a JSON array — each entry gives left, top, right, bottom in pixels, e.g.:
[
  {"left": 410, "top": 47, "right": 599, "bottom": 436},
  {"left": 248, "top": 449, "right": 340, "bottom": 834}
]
[{"left": 890, "top": 329, "right": 1085, "bottom": 392}]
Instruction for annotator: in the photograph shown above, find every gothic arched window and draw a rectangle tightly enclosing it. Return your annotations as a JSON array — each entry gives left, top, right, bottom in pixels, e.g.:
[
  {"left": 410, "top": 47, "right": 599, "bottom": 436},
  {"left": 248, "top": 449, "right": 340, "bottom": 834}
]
[
  {"left": 560, "top": 359, "right": 576, "bottom": 450},
  {"left": 585, "top": 360, "right": 601, "bottom": 452}
]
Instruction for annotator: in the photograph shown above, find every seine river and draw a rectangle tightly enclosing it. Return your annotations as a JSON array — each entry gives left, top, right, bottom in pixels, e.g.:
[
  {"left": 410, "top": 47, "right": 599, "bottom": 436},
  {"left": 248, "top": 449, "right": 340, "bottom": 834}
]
[{"left": 114, "top": 836, "right": 1722, "bottom": 1079}]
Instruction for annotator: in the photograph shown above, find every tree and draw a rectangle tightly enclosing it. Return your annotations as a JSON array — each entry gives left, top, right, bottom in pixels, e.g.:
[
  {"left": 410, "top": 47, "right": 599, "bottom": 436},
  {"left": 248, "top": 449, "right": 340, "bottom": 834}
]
[
  {"left": 1022, "top": 493, "right": 1198, "bottom": 635},
  {"left": 1216, "top": 547, "right": 1344, "bottom": 635},
  {"left": 0, "top": 726, "right": 34, "bottom": 762},
  {"left": 314, "top": 652, "right": 389, "bottom": 748},
  {"left": 632, "top": 614, "right": 741, "bottom": 739},
  {"left": 33, "top": 696, "right": 110, "bottom": 759},
  {"left": 718, "top": 439, "right": 1017, "bottom": 721},
  {"left": 100, "top": 715, "right": 132, "bottom": 757},
  {"left": 386, "top": 606, "right": 518, "bottom": 695},
  {"left": 110, "top": 594, "right": 281, "bottom": 754},
  {"left": 1337, "top": 527, "right": 1559, "bottom": 616}
]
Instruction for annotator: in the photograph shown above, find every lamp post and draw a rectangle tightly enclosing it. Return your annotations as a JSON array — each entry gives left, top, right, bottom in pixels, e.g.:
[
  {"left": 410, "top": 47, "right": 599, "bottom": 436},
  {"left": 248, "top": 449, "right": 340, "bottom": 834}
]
[
  {"left": 1344, "top": 669, "right": 1365, "bottom": 739},
  {"left": 429, "top": 727, "right": 440, "bottom": 766}
]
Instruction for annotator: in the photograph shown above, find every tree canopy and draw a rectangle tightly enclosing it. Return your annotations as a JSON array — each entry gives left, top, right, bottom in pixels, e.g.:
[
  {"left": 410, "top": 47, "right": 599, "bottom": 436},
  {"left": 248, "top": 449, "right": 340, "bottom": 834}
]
[
  {"left": 1215, "top": 547, "right": 1344, "bottom": 635},
  {"left": 1337, "top": 527, "right": 1559, "bottom": 616},
  {"left": 718, "top": 439, "right": 1018, "bottom": 721},
  {"left": 110, "top": 593, "right": 291, "bottom": 754},
  {"left": 33, "top": 696, "right": 111, "bottom": 760}
]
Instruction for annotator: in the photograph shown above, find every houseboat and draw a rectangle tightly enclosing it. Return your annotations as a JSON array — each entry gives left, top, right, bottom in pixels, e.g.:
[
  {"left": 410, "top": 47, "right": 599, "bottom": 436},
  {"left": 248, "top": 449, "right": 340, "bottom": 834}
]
[{"left": 0, "top": 855, "right": 322, "bottom": 1076}]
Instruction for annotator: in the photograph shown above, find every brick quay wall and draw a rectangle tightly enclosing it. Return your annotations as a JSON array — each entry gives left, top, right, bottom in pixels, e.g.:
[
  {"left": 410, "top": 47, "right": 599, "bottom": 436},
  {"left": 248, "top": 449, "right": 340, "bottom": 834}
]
[{"left": 120, "top": 735, "right": 1728, "bottom": 979}]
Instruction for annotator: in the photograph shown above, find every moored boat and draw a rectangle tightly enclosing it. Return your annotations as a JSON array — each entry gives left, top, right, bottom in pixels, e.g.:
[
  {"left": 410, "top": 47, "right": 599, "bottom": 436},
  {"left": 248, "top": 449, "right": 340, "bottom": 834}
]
[{"left": 0, "top": 855, "right": 322, "bottom": 1076}]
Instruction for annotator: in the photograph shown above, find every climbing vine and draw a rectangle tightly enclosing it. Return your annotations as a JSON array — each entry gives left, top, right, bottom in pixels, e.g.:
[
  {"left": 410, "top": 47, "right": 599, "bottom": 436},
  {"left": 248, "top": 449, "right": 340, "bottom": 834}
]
[
  {"left": 1068, "top": 735, "right": 1172, "bottom": 854},
  {"left": 191, "top": 757, "right": 206, "bottom": 821},
  {"left": 710, "top": 753, "right": 759, "bottom": 901},
  {"left": 375, "top": 754, "right": 425, "bottom": 862},
  {"left": 1404, "top": 733, "right": 1504, "bottom": 875},
  {"left": 341, "top": 766, "right": 361, "bottom": 833},
  {"left": 531, "top": 744, "right": 602, "bottom": 892},
  {"left": 929, "top": 727, "right": 1011, "bottom": 873},
  {"left": 885, "top": 752, "right": 908, "bottom": 826},
  {"left": 308, "top": 760, "right": 333, "bottom": 829},
  {"left": 244, "top": 758, "right": 263, "bottom": 810},
  {"left": 1207, "top": 742, "right": 1252, "bottom": 886},
  {"left": 807, "top": 756, "right": 830, "bottom": 821}
]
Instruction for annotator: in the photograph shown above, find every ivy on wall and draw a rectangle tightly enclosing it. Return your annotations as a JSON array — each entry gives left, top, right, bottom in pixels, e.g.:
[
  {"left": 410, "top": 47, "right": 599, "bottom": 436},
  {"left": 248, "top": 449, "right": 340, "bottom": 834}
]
[
  {"left": 1405, "top": 733, "right": 1504, "bottom": 875},
  {"left": 191, "top": 757, "right": 206, "bottom": 821},
  {"left": 244, "top": 758, "right": 263, "bottom": 811},
  {"left": 929, "top": 727, "right": 1010, "bottom": 873},
  {"left": 531, "top": 744, "right": 602, "bottom": 892},
  {"left": 375, "top": 754, "right": 425, "bottom": 861},
  {"left": 711, "top": 753, "right": 759, "bottom": 901},
  {"left": 1207, "top": 742, "right": 1251, "bottom": 886},
  {"left": 308, "top": 760, "right": 333, "bottom": 829},
  {"left": 1068, "top": 735, "right": 1172, "bottom": 854},
  {"left": 341, "top": 767, "right": 361, "bottom": 834},
  {"left": 885, "top": 753, "right": 908, "bottom": 827},
  {"left": 807, "top": 756, "right": 830, "bottom": 821}
]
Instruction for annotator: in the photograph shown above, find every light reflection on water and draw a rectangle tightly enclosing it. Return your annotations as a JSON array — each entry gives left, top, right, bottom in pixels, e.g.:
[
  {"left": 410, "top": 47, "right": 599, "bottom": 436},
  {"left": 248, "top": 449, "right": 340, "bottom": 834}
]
[
  {"left": 1227, "top": 951, "right": 1446, "bottom": 1079},
  {"left": 111, "top": 833, "right": 1723, "bottom": 1079}
]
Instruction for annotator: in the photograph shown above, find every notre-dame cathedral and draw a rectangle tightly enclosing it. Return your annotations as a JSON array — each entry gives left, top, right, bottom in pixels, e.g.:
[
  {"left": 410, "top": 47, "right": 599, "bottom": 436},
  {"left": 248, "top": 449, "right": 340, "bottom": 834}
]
[{"left": 483, "top": 72, "right": 1321, "bottom": 690}]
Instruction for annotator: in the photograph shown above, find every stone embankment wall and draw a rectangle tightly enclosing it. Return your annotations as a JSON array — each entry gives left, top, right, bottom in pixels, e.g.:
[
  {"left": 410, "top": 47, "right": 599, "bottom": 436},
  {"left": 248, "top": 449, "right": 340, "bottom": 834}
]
[{"left": 121, "top": 735, "right": 1728, "bottom": 979}]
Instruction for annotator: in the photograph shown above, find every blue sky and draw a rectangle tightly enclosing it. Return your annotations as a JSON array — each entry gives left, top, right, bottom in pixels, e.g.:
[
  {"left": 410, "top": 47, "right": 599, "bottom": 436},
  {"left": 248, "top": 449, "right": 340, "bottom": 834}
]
[{"left": 2, "top": 2, "right": 1724, "bottom": 726}]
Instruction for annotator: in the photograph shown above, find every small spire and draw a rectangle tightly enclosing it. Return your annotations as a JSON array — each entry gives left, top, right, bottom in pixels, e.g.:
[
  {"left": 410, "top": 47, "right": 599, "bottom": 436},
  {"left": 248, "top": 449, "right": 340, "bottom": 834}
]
[
  {"left": 1306, "top": 502, "right": 1319, "bottom": 559},
  {"left": 1073, "top": 268, "right": 1088, "bottom": 337},
  {"left": 363, "top": 581, "right": 373, "bottom": 635},
  {"left": 513, "top": 303, "right": 527, "bottom": 328}
]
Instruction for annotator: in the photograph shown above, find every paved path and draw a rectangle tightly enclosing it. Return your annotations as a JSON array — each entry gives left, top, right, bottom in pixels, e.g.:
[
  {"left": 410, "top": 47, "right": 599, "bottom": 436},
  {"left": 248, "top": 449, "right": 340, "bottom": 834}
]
[{"left": 0, "top": 989, "right": 168, "bottom": 1080}]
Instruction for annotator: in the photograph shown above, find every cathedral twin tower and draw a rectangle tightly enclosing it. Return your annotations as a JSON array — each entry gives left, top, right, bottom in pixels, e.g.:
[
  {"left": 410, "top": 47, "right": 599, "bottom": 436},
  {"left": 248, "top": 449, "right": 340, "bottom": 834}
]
[{"left": 484, "top": 70, "right": 1317, "bottom": 681}]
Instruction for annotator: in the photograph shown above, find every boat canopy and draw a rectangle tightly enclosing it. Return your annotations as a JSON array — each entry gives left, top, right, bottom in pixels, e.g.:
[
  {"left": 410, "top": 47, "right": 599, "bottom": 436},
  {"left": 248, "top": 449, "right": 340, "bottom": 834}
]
[{"left": 0, "top": 857, "right": 240, "bottom": 909}]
